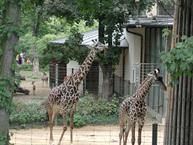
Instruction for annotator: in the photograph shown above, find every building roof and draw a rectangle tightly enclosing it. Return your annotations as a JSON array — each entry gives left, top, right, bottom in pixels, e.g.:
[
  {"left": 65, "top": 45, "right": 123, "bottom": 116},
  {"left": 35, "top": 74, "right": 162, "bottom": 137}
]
[
  {"left": 126, "top": 15, "right": 173, "bottom": 28},
  {"left": 49, "top": 16, "right": 173, "bottom": 47},
  {"left": 49, "top": 29, "right": 98, "bottom": 45},
  {"left": 49, "top": 29, "right": 128, "bottom": 48}
]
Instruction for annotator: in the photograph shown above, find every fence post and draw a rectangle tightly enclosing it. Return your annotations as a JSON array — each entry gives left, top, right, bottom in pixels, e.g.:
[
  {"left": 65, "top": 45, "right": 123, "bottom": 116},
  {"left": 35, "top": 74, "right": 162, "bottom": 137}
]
[
  {"left": 152, "top": 123, "right": 158, "bottom": 145},
  {"left": 55, "top": 63, "right": 58, "bottom": 86}
]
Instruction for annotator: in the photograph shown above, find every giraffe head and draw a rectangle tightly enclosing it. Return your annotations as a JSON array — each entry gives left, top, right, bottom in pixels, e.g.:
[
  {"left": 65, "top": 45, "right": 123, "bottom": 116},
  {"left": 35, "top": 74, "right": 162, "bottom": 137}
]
[
  {"left": 148, "top": 68, "right": 167, "bottom": 91},
  {"left": 91, "top": 39, "right": 108, "bottom": 53}
]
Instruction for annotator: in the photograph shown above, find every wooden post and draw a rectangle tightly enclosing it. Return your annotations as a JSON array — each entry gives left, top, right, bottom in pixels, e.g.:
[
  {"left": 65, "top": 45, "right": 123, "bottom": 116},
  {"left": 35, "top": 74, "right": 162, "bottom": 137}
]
[
  {"left": 152, "top": 123, "right": 158, "bottom": 145},
  {"left": 55, "top": 64, "right": 58, "bottom": 86}
]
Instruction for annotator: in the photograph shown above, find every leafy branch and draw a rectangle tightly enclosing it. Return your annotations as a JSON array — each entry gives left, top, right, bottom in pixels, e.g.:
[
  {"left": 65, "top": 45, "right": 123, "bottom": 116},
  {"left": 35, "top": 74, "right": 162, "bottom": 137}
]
[{"left": 161, "top": 36, "right": 193, "bottom": 85}]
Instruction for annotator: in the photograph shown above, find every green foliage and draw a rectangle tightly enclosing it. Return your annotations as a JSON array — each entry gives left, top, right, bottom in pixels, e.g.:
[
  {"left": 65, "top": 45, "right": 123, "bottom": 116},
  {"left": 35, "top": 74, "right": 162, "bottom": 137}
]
[
  {"left": 42, "top": 26, "right": 90, "bottom": 66},
  {"left": 10, "top": 93, "right": 120, "bottom": 128},
  {"left": 73, "top": 113, "right": 86, "bottom": 128},
  {"left": 64, "top": 26, "right": 89, "bottom": 63},
  {"left": 16, "top": 33, "right": 36, "bottom": 53},
  {"left": 10, "top": 102, "right": 47, "bottom": 126},
  {"left": 44, "top": 0, "right": 78, "bottom": 22},
  {"left": 76, "top": 94, "right": 119, "bottom": 125},
  {"left": 45, "top": 0, "right": 155, "bottom": 67},
  {"left": 18, "top": 64, "right": 33, "bottom": 71},
  {"left": 162, "top": 28, "right": 171, "bottom": 38},
  {"left": 0, "top": 133, "right": 8, "bottom": 145},
  {"left": 77, "top": 0, "right": 155, "bottom": 67},
  {"left": 0, "top": 77, "right": 14, "bottom": 112},
  {"left": 161, "top": 36, "right": 193, "bottom": 84}
]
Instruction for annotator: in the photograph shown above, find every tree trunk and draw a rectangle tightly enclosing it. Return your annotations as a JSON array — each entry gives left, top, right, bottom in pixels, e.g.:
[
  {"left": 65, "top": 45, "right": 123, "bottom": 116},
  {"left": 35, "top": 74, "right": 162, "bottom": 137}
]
[
  {"left": 31, "top": 8, "right": 41, "bottom": 74},
  {"left": 98, "top": 16, "right": 105, "bottom": 43},
  {"left": 164, "top": 0, "right": 193, "bottom": 144},
  {"left": 32, "top": 56, "right": 39, "bottom": 74},
  {"left": 101, "top": 64, "right": 113, "bottom": 101},
  {"left": 0, "top": 0, "right": 20, "bottom": 144}
]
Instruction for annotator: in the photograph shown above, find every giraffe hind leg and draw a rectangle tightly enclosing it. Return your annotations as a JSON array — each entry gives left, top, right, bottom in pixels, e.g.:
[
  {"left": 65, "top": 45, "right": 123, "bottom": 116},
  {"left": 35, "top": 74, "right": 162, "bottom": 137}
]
[
  {"left": 119, "top": 124, "right": 125, "bottom": 145},
  {"left": 123, "top": 122, "right": 132, "bottom": 145},
  {"left": 48, "top": 105, "right": 57, "bottom": 145},
  {"left": 57, "top": 113, "right": 67, "bottom": 145}
]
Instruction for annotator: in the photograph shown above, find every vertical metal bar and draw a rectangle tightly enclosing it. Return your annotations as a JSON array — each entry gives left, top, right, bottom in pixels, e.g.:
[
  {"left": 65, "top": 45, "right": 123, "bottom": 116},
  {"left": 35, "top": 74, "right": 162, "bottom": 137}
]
[
  {"left": 152, "top": 123, "right": 158, "bottom": 145},
  {"left": 72, "top": 68, "right": 74, "bottom": 74},
  {"left": 55, "top": 63, "right": 58, "bottom": 86}
]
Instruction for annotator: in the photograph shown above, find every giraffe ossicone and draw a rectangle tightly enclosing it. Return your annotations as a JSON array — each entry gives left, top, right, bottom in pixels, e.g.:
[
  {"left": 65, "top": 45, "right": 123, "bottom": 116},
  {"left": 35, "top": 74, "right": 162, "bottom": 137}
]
[
  {"left": 47, "top": 40, "right": 107, "bottom": 145},
  {"left": 119, "top": 68, "right": 167, "bottom": 145}
]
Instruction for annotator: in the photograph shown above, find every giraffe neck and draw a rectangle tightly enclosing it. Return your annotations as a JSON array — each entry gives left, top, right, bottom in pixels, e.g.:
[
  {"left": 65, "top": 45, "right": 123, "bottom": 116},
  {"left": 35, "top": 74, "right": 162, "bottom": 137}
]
[
  {"left": 135, "top": 76, "right": 154, "bottom": 99},
  {"left": 72, "top": 48, "right": 97, "bottom": 85}
]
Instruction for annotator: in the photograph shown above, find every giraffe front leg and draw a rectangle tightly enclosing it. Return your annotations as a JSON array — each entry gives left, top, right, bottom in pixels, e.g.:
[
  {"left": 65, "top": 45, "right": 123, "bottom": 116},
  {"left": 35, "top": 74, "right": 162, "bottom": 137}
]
[
  {"left": 57, "top": 113, "right": 67, "bottom": 145},
  {"left": 70, "top": 105, "right": 76, "bottom": 144},
  {"left": 137, "top": 120, "right": 144, "bottom": 145},
  {"left": 131, "top": 123, "right": 136, "bottom": 145}
]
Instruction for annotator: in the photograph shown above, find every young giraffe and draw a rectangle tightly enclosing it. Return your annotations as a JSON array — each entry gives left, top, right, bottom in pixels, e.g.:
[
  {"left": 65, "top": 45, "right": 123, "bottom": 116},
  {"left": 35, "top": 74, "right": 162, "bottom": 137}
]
[
  {"left": 47, "top": 40, "right": 107, "bottom": 145},
  {"left": 119, "top": 68, "right": 167, "bottom": 145}
]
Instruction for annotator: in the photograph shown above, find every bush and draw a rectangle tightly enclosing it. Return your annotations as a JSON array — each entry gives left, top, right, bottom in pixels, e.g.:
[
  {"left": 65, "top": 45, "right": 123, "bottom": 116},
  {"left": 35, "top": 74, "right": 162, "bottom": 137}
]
[
  {"left": 10, "top": 102, "right": 47, "bottom": 127},
  {"left": 76, "top": 94, "right": 119, "bottom": 125},
  {"left": 10, "top": 94, "right": 120, "bottom": 128},
  {"left": 18, "top": 64, "right": 33, "bottom": 71},
  {"left": 73, "top": 113, "right": 86, "bottom": 128}
]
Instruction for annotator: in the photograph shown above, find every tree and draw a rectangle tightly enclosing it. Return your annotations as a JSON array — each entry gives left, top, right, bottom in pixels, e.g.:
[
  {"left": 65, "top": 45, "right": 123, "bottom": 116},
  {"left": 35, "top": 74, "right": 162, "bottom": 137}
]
[
  {"left": 76, "top": 0, "right": 154, "bottom": 100},
  {"left": 21, "top": 0, "right": 45, "bottom": 74},
  {"left": 38, "top": 0, "right": 155, "bottom": 100},
  {"left": 0, "top": 0, "right": 20, "bottom": 144},
  {"left": 161, "top": 0, "right": 193, "bottom": 144},
  {"left": 20, "top": 0, "right": 79, "bottom": 73}
]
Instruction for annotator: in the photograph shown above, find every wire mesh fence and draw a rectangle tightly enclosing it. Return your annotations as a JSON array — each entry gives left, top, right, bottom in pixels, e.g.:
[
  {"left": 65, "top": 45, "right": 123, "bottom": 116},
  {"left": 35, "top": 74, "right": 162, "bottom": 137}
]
[
  {"left": 11, "top": 62, "right": 168, "bottom": 145},
  {"left": 10, "top": 124, "right": 165, "bottom": 145}
]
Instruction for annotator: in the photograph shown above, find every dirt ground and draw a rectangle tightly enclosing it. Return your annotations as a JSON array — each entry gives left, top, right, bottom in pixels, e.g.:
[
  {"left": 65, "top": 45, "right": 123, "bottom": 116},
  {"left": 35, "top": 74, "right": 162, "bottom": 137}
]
[
  {"left": 10, "top": 125, "right": 164, "bottom": 145},
  {"left": 13, "top": 77, "right": 49, "bottom": 103},
  {"left": 10, "top": 72, "right": 165, "bottom": 145}
]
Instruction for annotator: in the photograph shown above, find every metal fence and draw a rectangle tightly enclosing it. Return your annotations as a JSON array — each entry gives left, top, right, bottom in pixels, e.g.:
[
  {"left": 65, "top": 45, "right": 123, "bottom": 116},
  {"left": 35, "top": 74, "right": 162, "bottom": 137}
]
[{"left": 10, "top": 63, "right": 168, "bottom": 145}]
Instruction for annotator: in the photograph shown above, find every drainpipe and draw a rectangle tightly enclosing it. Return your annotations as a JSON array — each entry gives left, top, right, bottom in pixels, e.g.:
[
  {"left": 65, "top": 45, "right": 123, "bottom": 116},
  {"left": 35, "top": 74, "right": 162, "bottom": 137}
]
[
  {"left": 122, "top": 48, "right": 125, "bottom": 96},
  {"left": 126, "top": 26, "right": 144, "bottom": 83}
]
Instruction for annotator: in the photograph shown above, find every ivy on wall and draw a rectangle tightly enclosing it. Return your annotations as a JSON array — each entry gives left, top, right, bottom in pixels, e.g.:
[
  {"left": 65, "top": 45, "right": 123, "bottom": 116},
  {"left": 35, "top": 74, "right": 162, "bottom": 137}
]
[{"left": 0, "top": 77, "right": 14, "bottom": 112}]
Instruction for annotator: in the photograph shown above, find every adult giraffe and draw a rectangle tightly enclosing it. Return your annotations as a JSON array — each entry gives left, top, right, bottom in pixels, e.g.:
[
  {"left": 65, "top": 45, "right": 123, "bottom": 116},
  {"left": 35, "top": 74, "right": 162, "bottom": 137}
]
[{"left": 47, "top": 40, "right": 107, "bottom": 145}]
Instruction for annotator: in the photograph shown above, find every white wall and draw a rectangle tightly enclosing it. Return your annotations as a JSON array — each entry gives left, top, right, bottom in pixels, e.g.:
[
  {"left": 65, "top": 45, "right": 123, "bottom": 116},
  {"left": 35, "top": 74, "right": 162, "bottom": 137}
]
[
  {"left": 126, "top": 28, "right": 145, "bottom": 83},
  {"left": 114, "top": 28, "right": 145, "bottom": 83},
  {"left": 67, "top": 60, "right": 79, "bottom": 75},
  {"left": 67, "top": 60, "right": 84, "bottom": 94}
]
